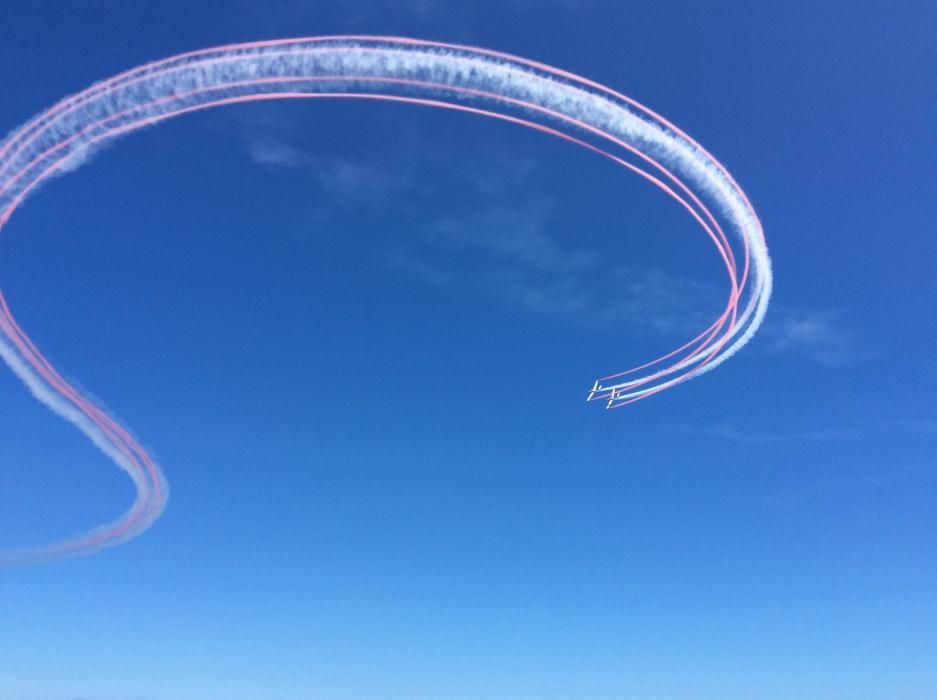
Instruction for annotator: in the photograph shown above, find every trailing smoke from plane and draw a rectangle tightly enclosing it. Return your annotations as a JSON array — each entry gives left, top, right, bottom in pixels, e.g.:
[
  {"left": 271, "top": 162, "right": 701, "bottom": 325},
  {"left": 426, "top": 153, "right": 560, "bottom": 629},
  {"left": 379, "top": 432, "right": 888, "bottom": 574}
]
[{"left": 0, "top": 37, "right": 771, "bottom": 563}]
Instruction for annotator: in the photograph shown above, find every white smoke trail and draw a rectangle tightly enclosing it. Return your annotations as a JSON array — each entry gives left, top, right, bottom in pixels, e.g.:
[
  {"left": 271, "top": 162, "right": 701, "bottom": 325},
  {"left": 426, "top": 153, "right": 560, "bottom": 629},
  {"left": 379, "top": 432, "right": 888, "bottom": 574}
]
[
  {"left": 0, "top": 37, "right": 770, "bottom": 561},
  {"left": 0, "top": 331, "right": 165, "bottom": 565}
]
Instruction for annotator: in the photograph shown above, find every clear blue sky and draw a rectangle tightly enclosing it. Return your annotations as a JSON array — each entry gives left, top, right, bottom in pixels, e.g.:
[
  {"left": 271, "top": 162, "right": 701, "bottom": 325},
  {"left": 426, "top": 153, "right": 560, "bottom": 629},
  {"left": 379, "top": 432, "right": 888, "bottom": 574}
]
[{"left": 1, "top": 2, "right": 935, "bottom": 699}]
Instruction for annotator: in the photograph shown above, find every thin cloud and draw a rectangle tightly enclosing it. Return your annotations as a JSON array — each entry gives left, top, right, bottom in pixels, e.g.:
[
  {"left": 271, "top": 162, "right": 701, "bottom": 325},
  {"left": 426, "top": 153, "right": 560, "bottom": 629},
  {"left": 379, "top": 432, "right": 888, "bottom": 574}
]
[
  {"left": 759, "top": 308, "right": 869, "bottom": 366},
  {"left": 594, "top": 267, "right": 721, "bottom": 335},
  {"left": 422, "top": 198, "right": 596, "bottom": 274},
  {"left": 381, "top": 247, "right": 449, "bottom": 285},
  {"left": 239, "top": 134, "right": 732, "bottom": 342},
  {"left": 235, "top": 0, "right": 586, "bottom": 35},
  {"left": 675, "top": 419, "right": 937, "bottom": 444},
  {"left": 677, "top": 424, "right": 866, "bottom": 444},
  {"left": 904, "top": 419, "right": 937, "bottom": 435},
  {"left": 310, "top": 156, "right": 415, "bottom": 209},
  {"left": 244, "top": 129, "right": 418, "bottom": 209},
  {"left": 246, "top": 136, "right": 309, "bottom": 168},
  {"left": 489, "top": 270, "right": 593, "bottom": 316}
]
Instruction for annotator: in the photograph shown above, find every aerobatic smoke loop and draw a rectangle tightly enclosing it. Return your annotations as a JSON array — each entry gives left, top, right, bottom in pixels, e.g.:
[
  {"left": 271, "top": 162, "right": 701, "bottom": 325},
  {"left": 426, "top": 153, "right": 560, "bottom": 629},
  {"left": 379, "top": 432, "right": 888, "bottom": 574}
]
[{"left": 0, "top": 37, "right": 771, "bottom": 563}]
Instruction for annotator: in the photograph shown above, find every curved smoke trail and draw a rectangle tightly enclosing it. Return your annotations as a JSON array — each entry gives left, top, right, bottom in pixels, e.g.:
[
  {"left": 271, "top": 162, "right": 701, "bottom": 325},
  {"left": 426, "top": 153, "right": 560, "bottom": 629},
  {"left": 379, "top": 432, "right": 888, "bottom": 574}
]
[{"left": 0, "top": 37, "right": 771, "bottom": 563}]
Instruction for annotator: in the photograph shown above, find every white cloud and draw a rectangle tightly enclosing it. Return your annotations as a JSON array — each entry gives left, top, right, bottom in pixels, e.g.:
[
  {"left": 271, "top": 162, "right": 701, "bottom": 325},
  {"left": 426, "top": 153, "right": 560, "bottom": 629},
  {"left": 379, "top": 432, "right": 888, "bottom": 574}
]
[
  {"left": 676, "top": 424, "right": 866, "bottom": 444},
  {"left": 490, "top": 270, "right": 593, "bottom": 316},
  {"left": 239, "top": 133, "right": 732, "bottom": 342},
  {"left": 904, "top": 419, "right": 937, "bottom": 435},
  {"left": 594, "top": 267, "right": 721, "bottom": 335},
  {"left": 422, "top": 198, "right": 596, "bottom": 274},
  {"left": 381, "top": 247, "right": 449, "bottom": 285},
  {"left": 246, "top": 136, "right": 309, "bottom": 167},
  {"left": 310, "top": 156, "right": 414, "bottom": 208},
  {"left": 760, "top": 308, "right": 869, "bottom": 366},
  {"left": 674, "top": 419, "right": 937, "bottom": 444}
]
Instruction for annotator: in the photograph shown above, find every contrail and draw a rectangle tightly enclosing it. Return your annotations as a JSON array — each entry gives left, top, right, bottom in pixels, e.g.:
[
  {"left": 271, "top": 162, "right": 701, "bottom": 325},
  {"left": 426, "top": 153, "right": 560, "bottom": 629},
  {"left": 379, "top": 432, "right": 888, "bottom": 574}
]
[{"left": 0, "top": 36, "right": 771, "bottom": 562}]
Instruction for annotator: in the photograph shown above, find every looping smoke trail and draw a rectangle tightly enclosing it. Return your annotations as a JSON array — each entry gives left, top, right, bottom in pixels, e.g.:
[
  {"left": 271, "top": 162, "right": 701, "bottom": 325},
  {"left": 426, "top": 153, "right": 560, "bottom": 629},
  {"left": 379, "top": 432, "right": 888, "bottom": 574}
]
[{"left": 0, "top": 36, "right": 771, "bottom": 563}]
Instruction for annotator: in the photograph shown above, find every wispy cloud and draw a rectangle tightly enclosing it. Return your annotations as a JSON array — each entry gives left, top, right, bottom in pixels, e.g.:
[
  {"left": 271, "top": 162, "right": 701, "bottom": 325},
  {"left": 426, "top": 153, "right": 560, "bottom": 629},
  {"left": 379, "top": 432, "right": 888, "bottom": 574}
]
[
  {"left": 65, "top": 696, "right": 153, "bottom": 700},
  {"left": 381, "top": 247, "right": 449, "bottom": 285},
  {"left": 422, "top": 198, "right": 595, "bottom": 274},
  {"left": 246, "top": 136, "right": 309, "bottom": 168},
  {"left": 903, "top": 419, "right": 937, "bottom": 435},
  {"left": 489, "top": 270, "right": 593, "bottom": 316},
  {"left": 675, "top": 419, "right": 937, "bottom": 444},
  {"left": 245, "top": 134, "right": 417, "bottom": 211},
  {"left": 311, "top": 156, "right": 415, "bottom": 209},
  {"left": 237, "top": 0, "right": 464, "bottom": 28},
  {"left": 759, "top": 308, "right": 869, "bottom": 366},
  {"left": 594, "top": 267, "right": 721, "bottom": 334},
  {"left": 677, "top": 424, "right": 866, "bottom": 444},
  {"left": 235, "top": 0, "right": 590, "bottom": 35},
  {"left": 245, "top": 132, "right": 851, "bottom": 378},
  {"left": 240, "top": 132, "right": 736, "bottom": 343}
]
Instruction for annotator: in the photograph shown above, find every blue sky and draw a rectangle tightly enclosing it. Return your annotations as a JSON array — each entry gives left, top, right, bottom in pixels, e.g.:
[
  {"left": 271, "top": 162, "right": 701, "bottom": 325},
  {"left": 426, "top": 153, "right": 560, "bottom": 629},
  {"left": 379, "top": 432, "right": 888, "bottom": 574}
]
[{"left": 0, "top": 2, "right": 935, "bottom": 699}]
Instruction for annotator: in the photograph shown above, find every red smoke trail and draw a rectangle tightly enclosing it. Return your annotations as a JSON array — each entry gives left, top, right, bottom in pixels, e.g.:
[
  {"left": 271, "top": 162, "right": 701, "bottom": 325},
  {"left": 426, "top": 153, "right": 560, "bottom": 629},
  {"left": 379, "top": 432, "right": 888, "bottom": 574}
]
[{"left": 0, "top": 37, "right": 768, "bottom": 562}]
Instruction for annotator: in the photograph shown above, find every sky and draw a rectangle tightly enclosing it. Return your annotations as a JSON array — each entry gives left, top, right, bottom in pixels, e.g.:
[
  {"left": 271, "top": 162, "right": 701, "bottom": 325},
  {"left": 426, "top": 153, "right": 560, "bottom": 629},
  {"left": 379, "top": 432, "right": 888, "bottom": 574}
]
[{"left": 0, "top": 2, "right": 935, "bottom": 699}]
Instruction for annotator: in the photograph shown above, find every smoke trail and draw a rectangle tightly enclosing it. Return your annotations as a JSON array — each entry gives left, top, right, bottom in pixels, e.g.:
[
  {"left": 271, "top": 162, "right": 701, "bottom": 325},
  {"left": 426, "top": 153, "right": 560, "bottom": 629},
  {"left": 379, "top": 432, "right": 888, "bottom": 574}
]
[{"left": 0, "top": 37, "right": 770, "bottom": 562}]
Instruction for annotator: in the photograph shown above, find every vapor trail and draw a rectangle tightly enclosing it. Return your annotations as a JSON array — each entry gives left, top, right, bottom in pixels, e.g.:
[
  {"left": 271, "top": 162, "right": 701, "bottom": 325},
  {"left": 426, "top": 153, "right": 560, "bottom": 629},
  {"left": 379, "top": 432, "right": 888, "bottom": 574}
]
[{"left": 0, "top": 36, "right": 771, "bottom": 562}]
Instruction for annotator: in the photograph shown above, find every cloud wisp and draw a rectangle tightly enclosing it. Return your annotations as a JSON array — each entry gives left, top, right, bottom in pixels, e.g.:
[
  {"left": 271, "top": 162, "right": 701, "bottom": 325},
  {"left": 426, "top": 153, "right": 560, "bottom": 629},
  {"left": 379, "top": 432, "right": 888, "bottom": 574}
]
[
  {"left": 0, "top": 36, "right": 769, "bottom": 561},
  {"left": 760, "top": 308, "right": 867, "bottom": 366},
  {"left": 676, "top": 419, "right": 937, "bottom": 444}
]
